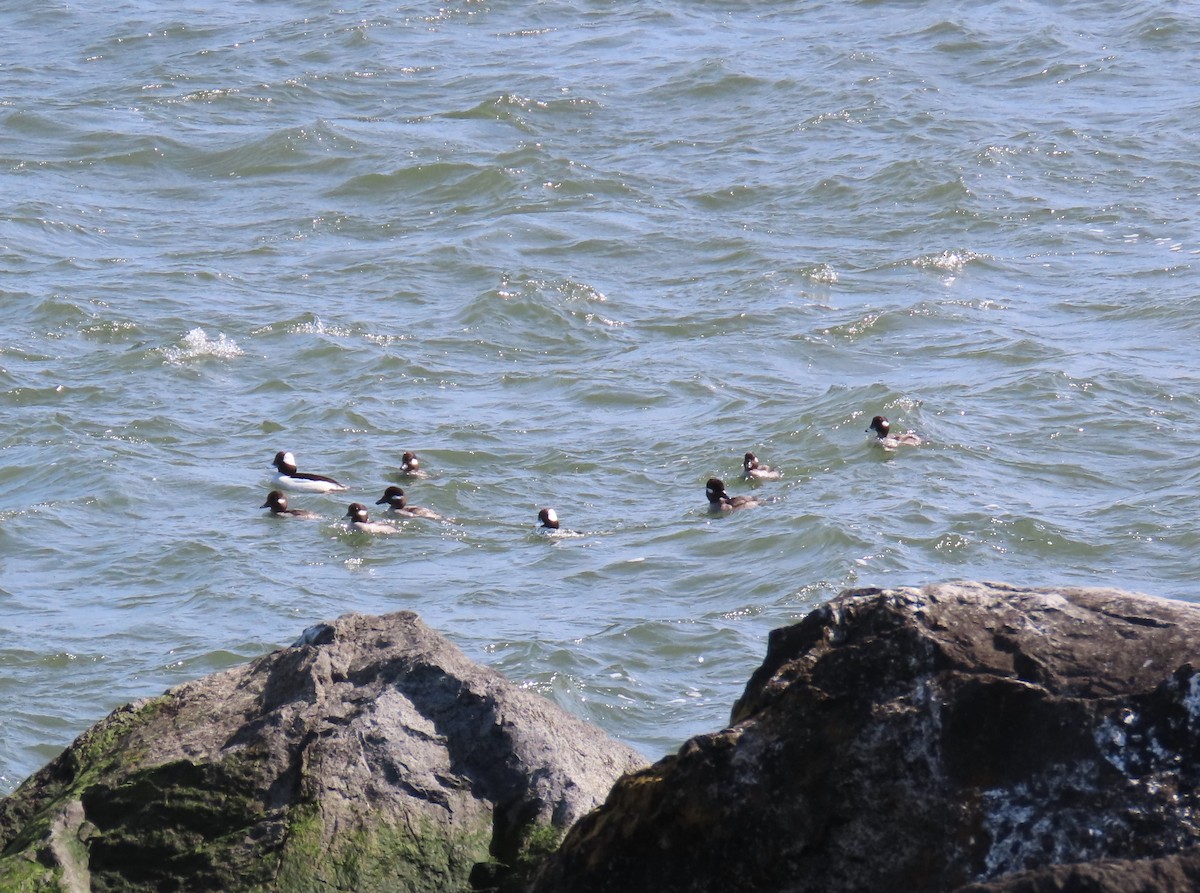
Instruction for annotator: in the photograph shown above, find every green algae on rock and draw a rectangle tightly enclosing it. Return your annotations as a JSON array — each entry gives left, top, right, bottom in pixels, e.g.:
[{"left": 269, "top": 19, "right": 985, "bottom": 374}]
[{"left": 0, "top": 612, "right": 645, "bottom": 892}]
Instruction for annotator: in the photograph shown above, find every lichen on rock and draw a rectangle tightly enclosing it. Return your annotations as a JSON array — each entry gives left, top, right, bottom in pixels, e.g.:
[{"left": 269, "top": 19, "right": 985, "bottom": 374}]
[{"left": 532, "top": 583, "right": 1200, "bottom": 893}]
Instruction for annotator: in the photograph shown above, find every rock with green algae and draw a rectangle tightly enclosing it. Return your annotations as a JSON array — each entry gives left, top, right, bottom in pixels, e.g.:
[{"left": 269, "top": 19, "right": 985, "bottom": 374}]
[{"left": 0, "top": 611, "right": 646, "bottom": 893}]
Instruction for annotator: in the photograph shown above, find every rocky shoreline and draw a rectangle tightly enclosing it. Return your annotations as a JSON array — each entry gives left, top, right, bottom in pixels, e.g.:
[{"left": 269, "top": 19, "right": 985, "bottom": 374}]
[
  {"left": 0, "top": 612, "right": 645, "bottom": 892},
  {"left": 6, "top": 582, "right": 1200, "bottom": 892}
]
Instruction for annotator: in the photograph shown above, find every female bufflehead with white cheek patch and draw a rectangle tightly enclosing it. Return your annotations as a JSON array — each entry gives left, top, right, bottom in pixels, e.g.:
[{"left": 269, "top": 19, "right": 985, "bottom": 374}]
[
  {"left": 375, "top": 486, "right": 444, "bottom": 521},
  {"left": 743, "top": 452, "right": 781, "bottom": 481},
  {"left": 706, "top": 478, "right": 760, "bottom": 513},
  {"left": 272, "top": 451, "right": 347, "bottom": 493},
  {"left": 866, "top": 415, "right": 923, "bottom": 450},
  {"left": 344, "top": 503, "right": 399, "bottom": 534},
  {"left": 399, "top": 451, "right": 423, "bottom": 478},
  {"left": 261, "top": 490, "right": 321, "bottom": 520}
]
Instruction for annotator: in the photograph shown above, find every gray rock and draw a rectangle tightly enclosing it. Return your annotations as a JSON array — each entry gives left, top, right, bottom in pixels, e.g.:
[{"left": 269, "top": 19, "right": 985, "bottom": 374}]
[
  {"left": 532, "top": 582, "right": 1200, "bottom": 893},
  {"left": 0, "top": 611, "right": 646, "bottom": 892}
]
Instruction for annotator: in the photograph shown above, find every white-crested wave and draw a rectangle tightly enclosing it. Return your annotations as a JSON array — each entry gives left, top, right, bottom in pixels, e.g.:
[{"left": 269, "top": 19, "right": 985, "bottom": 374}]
[
  {"left": 159, "top": 328, "right": 244, "bottom": 363},
  {"left": 911, "top": 250, "right": 989, "bottom": 273}
]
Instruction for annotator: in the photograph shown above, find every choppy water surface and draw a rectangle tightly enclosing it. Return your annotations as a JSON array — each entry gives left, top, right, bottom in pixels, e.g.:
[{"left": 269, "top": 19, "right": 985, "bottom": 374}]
[{"left": 2, "top": 0, "right": 1199, "bottom": 790}]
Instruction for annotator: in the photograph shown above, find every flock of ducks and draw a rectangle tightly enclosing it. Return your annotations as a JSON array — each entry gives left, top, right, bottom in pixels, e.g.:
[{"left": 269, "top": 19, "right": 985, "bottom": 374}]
[
  {"left": 262, "top": 450, "right": 438, "bottom": 535},
  {"left": 262, "top": 415, "right": 921, "bottom": 533}
]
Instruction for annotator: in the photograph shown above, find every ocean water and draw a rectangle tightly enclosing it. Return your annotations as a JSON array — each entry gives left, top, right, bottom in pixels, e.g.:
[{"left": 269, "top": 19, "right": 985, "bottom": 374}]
[{"left": 2, "top": 0, "right": 1199, "bottom": 792}]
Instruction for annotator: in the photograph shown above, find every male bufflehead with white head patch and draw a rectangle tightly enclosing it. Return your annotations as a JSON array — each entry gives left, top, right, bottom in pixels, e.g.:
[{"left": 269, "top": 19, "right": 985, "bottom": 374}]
[
  {"left": 272, "top": 451, "right": 347, "bottom": 492},
  {"left": 535, "top": 507, "right": 582, "bottom": 537},
  {"left": 706, "top": 478, "right": 759, "bottom": 513}
]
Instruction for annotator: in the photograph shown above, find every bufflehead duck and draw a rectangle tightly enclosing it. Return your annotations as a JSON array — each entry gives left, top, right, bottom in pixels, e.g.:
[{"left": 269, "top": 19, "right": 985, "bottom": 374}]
[
  {"left": 375, "top": 485, "right": 444, "bottom": 521},
  {"left": 867, "top": 415, "right": 923, "bottom": 449},
  {"left": 272, "top": 451, "right": 347, "bottom": 493},
  {"left": 743, "top": 452, "right": 782, "bottom": 481},
  {"left": 399, "top": 451, "right": 423, "bottom": 477},
  {"left": 344, "top": 502, "right": 399, "bottom": 534},
  {"left": 706, "top": 477, "right": 759, "bottom": 513},
  {"left": 536, "top": 507, "right": 583, "bottom": 537},
  {"left": 261, "top": 490, "right": 321, "bottom": 520}
]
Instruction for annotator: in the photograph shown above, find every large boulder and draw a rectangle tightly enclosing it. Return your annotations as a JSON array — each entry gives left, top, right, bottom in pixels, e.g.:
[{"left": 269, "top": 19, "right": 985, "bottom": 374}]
[
  {"left": 0, "top": 611, "right": 646, "bottom": 892},
  {"left": 532, "top": 582, "right": 1200, "bottom": 893}
]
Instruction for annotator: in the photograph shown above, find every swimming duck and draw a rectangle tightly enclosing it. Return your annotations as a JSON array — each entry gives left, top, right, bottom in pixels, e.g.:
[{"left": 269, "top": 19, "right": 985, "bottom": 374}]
[
  {"left": 743, "top": 452, "right": 782, "bottom": 481},
  {"left": 538, "top": 508, "right": 560, "bottom": 530},
  {"left": 867, "top": 415, "right": 923, "bottom": 449},
  {"left": 261, "top": 490, "right": 321, "bottom": 520},
  {"left": 399, "top": 451, "right": 423, "bottom": 477},
  {"left": 375, "top": 486, "right": 444, "bottom": 521},
  {"left": 272, "top": 450, "right": 347, "bottom": 492},
  {"left": 344, "top": 502, "right": 399, "bottom": 534},
  {"left": 706, "top": 477, "right": 759, "bottom": 513}
]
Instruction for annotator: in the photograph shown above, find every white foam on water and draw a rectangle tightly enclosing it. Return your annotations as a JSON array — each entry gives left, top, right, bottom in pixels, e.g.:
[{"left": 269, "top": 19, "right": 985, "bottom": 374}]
[{"left": 159, "top": 328, "right": 244, "bottom": 364}]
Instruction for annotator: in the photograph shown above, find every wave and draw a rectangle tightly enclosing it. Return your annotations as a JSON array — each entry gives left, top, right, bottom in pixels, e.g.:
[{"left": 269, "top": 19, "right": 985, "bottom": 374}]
[{"left": 157, "top": 327, "right": 244, "bottom": 363}]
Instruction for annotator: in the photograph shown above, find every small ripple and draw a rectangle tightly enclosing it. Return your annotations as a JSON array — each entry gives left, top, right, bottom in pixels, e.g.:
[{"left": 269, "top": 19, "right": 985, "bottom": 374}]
[
  {"left": 329, "top": 160, "right": 509, "bottom": 201},
  {"left": 457, "top": 275, "right": 628, "bottom": 349}
]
